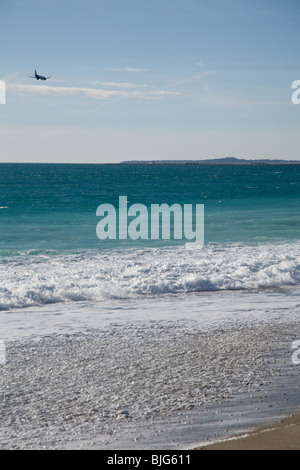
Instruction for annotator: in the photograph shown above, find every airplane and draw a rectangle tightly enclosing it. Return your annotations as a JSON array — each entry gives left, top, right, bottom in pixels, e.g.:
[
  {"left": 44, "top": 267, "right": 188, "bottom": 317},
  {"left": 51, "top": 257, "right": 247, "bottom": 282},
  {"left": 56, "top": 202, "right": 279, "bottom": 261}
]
[{"left": 28, "top": 69, "right": 51, "bottom": 81}]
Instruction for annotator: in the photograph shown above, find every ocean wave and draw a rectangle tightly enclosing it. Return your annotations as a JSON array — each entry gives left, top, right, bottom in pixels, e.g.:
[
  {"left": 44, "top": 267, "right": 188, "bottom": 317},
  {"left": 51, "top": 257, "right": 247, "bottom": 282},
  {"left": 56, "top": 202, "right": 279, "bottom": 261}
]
[{"left": 1, "top": 242, "right": 300, "bottom": 310}]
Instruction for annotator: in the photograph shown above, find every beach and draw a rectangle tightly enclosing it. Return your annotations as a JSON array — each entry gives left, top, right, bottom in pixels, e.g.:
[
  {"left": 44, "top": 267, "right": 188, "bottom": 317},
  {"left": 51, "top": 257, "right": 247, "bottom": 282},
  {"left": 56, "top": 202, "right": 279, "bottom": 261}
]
[
  {"left": 199, "top": 412, "right": 300, "bottom": 450},
  {"left": 1, "top": 297, "right": 300, "bottom": 450},
  {"left": 1, "top": 163, "right": 300, "bottom": 450}
]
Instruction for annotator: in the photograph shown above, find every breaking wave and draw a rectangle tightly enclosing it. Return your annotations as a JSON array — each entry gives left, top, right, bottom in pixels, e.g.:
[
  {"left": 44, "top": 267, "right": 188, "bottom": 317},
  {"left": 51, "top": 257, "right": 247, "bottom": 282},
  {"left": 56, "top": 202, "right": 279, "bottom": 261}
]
[{"left": 1, "top": 241, "right": 300, "bottom": 310}]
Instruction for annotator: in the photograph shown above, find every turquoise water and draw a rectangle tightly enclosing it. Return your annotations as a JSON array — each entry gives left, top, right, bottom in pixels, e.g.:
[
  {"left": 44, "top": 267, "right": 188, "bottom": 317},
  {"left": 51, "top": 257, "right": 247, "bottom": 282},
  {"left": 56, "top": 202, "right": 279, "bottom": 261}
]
[
  {"left": 1, "top": 162, "right": 300, "bottom": 310},
  {"left": 1, "top": 163, "right": 300, "bottom": 253}
]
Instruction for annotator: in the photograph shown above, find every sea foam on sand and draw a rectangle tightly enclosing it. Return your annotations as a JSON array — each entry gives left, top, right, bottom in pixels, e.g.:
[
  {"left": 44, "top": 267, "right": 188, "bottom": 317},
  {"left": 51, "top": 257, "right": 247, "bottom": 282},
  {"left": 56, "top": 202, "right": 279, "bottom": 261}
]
[{"left": 1, "top": 316, "right": 299, "bottom": 450}]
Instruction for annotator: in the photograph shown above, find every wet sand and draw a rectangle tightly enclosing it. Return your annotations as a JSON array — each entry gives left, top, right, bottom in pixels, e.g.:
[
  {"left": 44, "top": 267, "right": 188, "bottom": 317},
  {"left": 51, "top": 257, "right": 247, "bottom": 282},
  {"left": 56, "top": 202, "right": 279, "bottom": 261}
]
[
  {"left": 1, "top": 320, "right": 299, "bottom": 449},
  {"left": 198, "top": 413, "right": 300, "bottom": 450}
]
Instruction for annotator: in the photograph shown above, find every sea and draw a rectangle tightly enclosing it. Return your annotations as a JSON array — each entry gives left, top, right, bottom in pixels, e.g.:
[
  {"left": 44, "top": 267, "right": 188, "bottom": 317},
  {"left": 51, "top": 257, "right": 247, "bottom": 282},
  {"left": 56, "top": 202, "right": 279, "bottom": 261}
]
[{"left": 1, "top": 162, "right": 300, "bottom": 450}]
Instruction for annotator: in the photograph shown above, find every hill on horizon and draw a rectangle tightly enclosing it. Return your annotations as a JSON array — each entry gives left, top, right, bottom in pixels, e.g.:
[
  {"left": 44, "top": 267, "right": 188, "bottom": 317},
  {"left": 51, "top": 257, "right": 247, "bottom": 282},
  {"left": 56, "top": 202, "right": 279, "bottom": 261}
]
[{"left": 121, "top": 157, "right": 300, "bottom": 164}]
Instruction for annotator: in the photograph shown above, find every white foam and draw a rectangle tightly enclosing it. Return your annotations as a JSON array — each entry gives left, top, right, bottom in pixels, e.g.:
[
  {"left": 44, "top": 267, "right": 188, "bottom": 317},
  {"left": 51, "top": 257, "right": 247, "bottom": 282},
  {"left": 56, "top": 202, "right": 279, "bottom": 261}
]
[{"left": 1, "top": 241, "right": 300, "bottom": 311}]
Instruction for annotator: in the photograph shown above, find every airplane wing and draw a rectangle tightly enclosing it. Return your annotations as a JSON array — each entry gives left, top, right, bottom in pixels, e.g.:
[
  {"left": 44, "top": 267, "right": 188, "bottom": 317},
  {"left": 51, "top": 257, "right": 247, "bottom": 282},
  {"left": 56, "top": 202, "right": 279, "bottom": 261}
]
[{"left": 28, "top": 75, "right": 36, "bottom": 78}]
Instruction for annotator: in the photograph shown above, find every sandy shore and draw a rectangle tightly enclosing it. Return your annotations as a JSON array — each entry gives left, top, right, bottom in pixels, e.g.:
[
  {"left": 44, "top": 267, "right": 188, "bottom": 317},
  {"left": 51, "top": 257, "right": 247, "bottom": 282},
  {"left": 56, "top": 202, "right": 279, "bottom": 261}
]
[{"left": 198, "top": 412, "right": 300, "bottom": 450}]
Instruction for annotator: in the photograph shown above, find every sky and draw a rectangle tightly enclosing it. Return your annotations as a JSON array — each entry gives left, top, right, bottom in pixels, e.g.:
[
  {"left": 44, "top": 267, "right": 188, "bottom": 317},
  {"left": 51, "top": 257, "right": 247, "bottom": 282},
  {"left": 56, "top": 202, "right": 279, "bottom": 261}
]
[{"left": 1, "top": 0, "right": 300, "bottom": 163}]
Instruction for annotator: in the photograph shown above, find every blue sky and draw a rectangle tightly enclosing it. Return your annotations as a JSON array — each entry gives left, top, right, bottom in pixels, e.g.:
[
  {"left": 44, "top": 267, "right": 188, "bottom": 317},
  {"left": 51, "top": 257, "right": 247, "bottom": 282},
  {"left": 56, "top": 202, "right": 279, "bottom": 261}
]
[{"left": 1, "top": 0, "right": 300, "bottom": 163}]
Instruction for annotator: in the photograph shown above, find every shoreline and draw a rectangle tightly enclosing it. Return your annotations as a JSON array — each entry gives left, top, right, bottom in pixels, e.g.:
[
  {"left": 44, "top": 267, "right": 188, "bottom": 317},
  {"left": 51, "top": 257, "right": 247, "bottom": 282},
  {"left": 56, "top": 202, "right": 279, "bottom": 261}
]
[{"left": 197, "top": 412, "right": 300, "bottom": 450}]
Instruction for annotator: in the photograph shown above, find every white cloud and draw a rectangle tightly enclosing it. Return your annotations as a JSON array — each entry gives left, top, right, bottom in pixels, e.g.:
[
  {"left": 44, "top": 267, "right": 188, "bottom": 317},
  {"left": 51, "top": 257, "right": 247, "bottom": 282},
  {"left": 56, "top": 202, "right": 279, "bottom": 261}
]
[
  {"left": 100, "top": 82, "right": 150, "bottom": 88},
  {"left": 105, "top": 67, "right": 150, "bottom": 73},
  {"left": 7, "top": 83, "right": 179, "bottom": 100},
  {"left": 8, "top": 83, "right": 124, "bottom": 100}
]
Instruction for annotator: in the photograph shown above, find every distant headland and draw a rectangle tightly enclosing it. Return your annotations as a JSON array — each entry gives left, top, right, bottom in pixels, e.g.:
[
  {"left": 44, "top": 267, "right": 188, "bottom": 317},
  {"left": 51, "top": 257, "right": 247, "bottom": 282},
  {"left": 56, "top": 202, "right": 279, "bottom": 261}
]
[{"left": 121, "top": 157, "right": 300, "bottom": 165}]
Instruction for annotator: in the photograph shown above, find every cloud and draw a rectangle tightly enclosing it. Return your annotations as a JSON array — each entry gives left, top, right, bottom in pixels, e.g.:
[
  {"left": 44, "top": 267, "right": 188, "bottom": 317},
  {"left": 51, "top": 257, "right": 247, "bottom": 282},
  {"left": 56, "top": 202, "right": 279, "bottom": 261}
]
[
  {"left": 100, "top": 82, "right": 150, "bottom": 88},
  {"left": 9, "top": 83, "right": 124, "bottom": 100},
  {"left": 7, "top": 83, "right": 179, "bottom": 100},
  {"left": 105, "top": 67, "right": 150, "bottom": 73}
]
